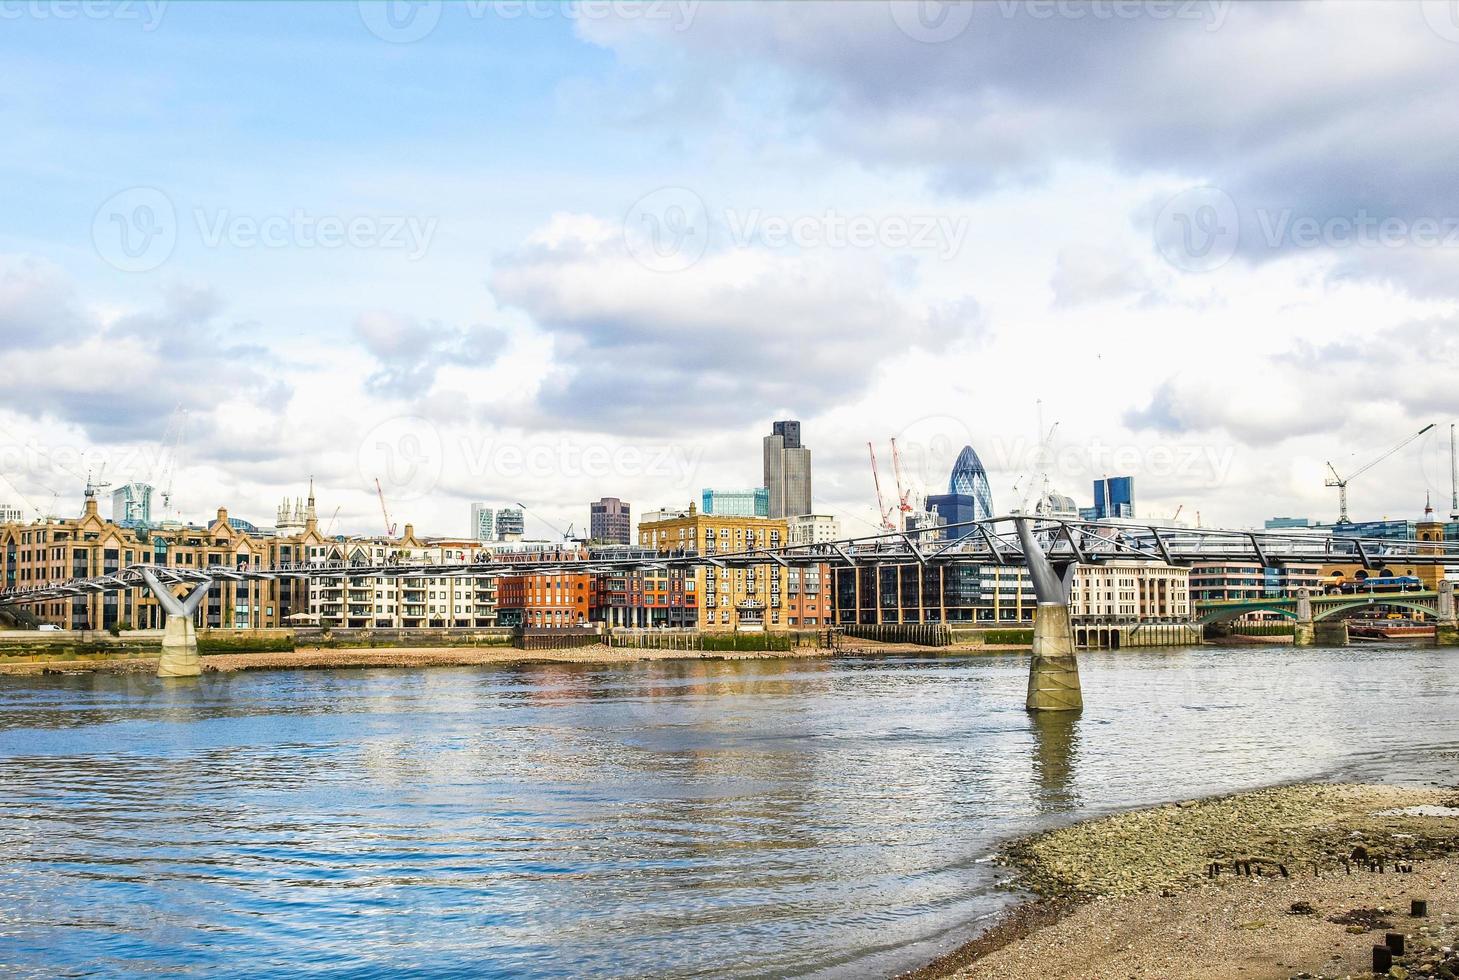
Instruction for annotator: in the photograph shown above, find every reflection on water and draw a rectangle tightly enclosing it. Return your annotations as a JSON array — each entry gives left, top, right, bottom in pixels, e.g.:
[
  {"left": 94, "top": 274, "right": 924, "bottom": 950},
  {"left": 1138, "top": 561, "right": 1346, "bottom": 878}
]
[
  {"left": 1030, "top": 710, "right": 1081, "bottom": 812},
  {"left": 0, "top": 646, "right": 1455, "bottom": 978}
]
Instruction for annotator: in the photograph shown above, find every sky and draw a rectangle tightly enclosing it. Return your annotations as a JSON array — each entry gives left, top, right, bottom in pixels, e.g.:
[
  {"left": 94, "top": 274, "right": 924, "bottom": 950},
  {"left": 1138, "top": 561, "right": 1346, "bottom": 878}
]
[{"left": 2, "top": 0, "right": 1458, "bottom": 539}]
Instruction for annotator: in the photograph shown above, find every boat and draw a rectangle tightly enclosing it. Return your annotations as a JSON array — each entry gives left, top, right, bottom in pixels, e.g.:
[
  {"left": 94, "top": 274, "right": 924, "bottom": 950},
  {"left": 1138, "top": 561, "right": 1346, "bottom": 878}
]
[{"left": 1347, "top": 618, "right": 1436, "bottom": 640}]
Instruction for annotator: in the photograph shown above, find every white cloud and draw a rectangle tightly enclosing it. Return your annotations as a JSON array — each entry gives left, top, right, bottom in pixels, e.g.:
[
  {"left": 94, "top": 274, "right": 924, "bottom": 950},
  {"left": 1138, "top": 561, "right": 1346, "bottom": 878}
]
[{"left": 490, "top": 212, "right": 966, "bottom": 429}]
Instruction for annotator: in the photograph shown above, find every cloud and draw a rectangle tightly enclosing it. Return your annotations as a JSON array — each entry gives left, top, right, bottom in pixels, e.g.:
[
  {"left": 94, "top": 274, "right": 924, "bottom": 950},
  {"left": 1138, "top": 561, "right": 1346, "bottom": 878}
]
[
  {"left": 353, "top": 311, "right": 506, "bottom": 398},
  {"left": 578, "top": 1, "right": 1459, "bottom": 294},
  {"left": 0, "top": 256, "right": 89, "bottom": 349},
  {"left": 1049, "top": 245, "right": 1158, "bottom": 307},
  {"left": 0, "top": 271, "right": 290, "bottom": 443},
  {"left": 1126, "top": 315, "right": 1459, "bottom": 446},
  {"left": 490, "top": 212, "right": 967, "bottom": 430}
]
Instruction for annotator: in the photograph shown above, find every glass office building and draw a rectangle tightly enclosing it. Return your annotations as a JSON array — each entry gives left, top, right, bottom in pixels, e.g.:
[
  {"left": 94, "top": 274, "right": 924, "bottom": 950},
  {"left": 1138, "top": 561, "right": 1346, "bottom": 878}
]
[
  {"left": 1092, "top": 476, "right": 1135, "bottom": 519},
  {"left": 701, "top": 488, "right": 770, "bottom": 518}
]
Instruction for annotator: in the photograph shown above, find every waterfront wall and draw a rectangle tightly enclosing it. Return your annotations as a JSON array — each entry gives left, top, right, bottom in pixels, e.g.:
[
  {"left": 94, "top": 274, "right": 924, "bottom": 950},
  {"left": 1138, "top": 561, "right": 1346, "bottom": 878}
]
[
  {"left": 841, "top": 622, "right": 1202, "bottom": 649},
  {"left": 296, "top": 627, "right": 515, "bottom": 649},
  {"left": 608, "top": 629, "right": 824, "bottom": 652},
  {"left": 1077, "top": 623, "right": 1203, "bottom": 649},
  {"left": 0, "top": 627, "right": 294, "bottom": 663},
  {"left": 844, "top": 623, "right": 953, "bottom": 647}
]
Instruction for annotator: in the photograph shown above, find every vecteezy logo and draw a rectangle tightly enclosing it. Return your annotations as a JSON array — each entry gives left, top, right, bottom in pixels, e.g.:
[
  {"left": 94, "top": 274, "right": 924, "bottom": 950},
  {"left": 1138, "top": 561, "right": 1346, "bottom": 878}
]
[
  {"left": 1422, "top": 0, "right": 1459, "bottom": 42},
  {"left": 358, "top": 0, "right": 442, "bottom": 43},
  {"left": 889, "top": 0, "right": 974, "bottom": 43},
  {"left": 92, "top": 187, "right": 177, "bottom": 273},
  {"left": 623, "top": 186, "right": 710, "bottom": 273},
  {"left": 893, "top": 414, "right": 977, "bottom": 494},
  {"left": 357, "top": 416, "right": 444, "bottom": 503},
  {"left": 1153, "top": 186, "right": 1240, "bottom": 273}
]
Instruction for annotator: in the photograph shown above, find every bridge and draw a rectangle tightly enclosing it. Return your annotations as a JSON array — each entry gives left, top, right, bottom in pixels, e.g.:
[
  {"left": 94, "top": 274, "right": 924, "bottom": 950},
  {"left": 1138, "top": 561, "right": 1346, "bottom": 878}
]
[
  {"left": 3, "top": 515, "right": 1457, "bottom": 704},
  {"left": 1196, "top": 586, "right": 1457, "bottom": 647},
  {"left": 1196, "top": 591, "right": 1445, "bottom": 626}
]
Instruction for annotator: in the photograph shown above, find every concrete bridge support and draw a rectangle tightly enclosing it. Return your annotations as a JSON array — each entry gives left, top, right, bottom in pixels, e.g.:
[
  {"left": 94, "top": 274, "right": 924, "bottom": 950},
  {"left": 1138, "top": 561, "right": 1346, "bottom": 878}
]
[
  {"left": 1293, "top": 591, "right": 1315, "bottom": 647},
  {"left": 1015, "top": 518, "right": 1082, "bottom": 712},
  {"left": 1438, "top": 580, "right": 1459, "bottom": 647},
  {"left": 140, "top": 569, "right": 212, "bottom": 678},
  {"left": 1313, "top": 620, "right": 1349, "bottom": 646}
]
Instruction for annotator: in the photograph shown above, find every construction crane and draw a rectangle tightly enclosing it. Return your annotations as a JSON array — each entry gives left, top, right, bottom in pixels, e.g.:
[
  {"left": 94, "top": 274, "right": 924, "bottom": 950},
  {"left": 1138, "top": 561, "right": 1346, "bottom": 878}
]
[
  {"left": 1012, "top": 418, "right": 1060, "bottom": 514},
  {"left": 374, "top": 478, "right": 398, "bottom": 538},
  {"left": 0, "top": 471, "right": 53, "bottom": 523},
  {"left": 150, "top": 406, "right": 188, "bottom": 518},
  {"left": 514, "top": 502, "right": 578, "bottom": 542},
  {"left": 0, "top": 423, "right": 111, "bottom": 519},
  {"left": 83, "top": 462, "right": 111, "bottom": 503},
  {"left": 867, "top": 442, "right": 897, "bottom": 532},
  {"left": 889, "top": 438, "right": 916, "bottom": 527},
  {"left": 323, "top": 505, "right": 342, "bottom": 538},
  {"left": 1324, "top": 423, "right": 1435, "bottom": 524},
  {"left": 1450, "top": 423, "right": 1458, "bottom": 522}
]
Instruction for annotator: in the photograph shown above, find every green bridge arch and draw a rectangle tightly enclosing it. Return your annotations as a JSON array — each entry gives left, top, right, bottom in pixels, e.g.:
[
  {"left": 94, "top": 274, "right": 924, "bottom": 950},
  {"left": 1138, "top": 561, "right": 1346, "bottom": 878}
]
[
  {"left": 1311, "top": 597, "right": 1440, "bottom": 621},
  {"left": 1196, "top": 603, "right": 1299, "bottom": 626},
  {"left": 1195, "top": 591, "right": 1440, "bottom": 626}
]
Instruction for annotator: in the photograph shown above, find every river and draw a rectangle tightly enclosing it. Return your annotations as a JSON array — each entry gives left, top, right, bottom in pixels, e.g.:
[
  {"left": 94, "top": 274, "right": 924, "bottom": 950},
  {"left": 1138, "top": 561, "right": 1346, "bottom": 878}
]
[{"left": 0, "top": 646, "right": 1455, "bottom": 978}]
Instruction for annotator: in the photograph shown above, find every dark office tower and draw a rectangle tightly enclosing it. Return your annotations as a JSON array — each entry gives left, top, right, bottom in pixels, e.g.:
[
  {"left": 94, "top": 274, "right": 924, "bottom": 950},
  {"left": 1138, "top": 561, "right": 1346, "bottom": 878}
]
[
  {"left": 763, "top": 420, "right": 812, "bottom": 518},
  {"left": 1092, "top": 476, "right": 1135, "bottom": 519},
  {"left": 772, "top": 420, "right": 801, "bottom": 449},
  {"left": 590, "top": 497, "right": 631, "bottom": 544}
]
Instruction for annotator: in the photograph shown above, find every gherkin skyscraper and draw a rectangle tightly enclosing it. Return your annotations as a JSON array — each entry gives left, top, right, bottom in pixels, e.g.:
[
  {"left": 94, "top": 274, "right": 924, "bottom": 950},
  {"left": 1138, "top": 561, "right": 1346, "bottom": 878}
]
[{"left": 948, "top": 445, "right": 995, "bottom": 521}]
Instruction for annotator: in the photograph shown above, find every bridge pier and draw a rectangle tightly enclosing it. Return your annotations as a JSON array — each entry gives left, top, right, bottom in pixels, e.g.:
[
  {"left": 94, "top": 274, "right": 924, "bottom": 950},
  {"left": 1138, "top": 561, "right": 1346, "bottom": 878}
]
[
  {"left": 1313, "top": 620, "right": 1349, "bottom": 647},
  {"left": 1293, "top": 591, "right": 1315, "bottom": 646},
  {"left": 1438, "top": 581, "right": 1458, "bottom": 647},
  {"left": 1015, "top": 518, "right": 1082, "bottom": 712},
  {"left": 140, "top": 569, "right": 212, "bottom": 678}
]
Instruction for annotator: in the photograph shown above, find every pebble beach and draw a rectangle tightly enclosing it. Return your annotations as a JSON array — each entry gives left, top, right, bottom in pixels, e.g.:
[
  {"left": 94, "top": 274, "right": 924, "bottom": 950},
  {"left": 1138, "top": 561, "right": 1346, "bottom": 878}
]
[{"left": 910, "top": 784, "right": 1459, "bottom": 980}]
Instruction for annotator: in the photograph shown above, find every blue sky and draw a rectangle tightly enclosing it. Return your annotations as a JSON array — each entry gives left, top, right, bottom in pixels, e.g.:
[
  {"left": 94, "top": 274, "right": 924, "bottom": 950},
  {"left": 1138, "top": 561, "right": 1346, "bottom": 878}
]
[{"left": 2, "top": 1, "right": 1458, "bottom": 537}]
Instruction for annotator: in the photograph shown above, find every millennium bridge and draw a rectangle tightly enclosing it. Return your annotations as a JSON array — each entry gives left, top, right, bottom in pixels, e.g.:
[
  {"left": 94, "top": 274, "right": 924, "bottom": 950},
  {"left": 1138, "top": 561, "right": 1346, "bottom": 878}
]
[{"left": 2, "top": 516, "right": 1456, "bottom": 709}]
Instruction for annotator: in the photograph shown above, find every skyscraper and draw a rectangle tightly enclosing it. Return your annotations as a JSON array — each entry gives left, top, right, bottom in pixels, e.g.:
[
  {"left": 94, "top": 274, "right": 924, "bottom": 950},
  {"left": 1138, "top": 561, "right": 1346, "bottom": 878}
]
[
  {"left": 495, "top": 507, "right": 525, "bottom": 541},
  {"left": 948, "top": 446, "right": 995, "bottom": 518},
  {"left": 111, "top": 482, "right": 154, "bottom": 527},
  {"left": 470, "top": 503, "right": 495, "bottom": 542},
  {"left": 1091, "top": 476, "right": 1135, "bottom": 519},
  {"left": 925, "top": 445, "right": 995, "bottom": 539},
  {"left": 590, "top": 497, "right": 631, "bottom": 544},
  {"left": 763, "top": 420, "right": 812, "bottom": 518}
]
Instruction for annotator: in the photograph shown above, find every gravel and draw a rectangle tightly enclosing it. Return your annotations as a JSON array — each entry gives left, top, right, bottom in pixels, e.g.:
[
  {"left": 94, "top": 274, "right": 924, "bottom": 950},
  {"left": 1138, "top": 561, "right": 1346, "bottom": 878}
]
[{"left": 914, "top": 783, "right": 1459, "bottom": 980}]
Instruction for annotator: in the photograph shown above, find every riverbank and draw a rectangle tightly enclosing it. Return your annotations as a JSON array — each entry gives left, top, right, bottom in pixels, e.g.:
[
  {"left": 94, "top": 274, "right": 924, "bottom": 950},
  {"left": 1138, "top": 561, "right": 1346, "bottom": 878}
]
[
  {"left": 0, "top": 643, "right": 843, "bottom": 674},
  {"left": 910, "top": 783, "right": 1459, "bottom": 979},
  {"left": 836, "top": 638, "right": 1032, "bottom": 655}
]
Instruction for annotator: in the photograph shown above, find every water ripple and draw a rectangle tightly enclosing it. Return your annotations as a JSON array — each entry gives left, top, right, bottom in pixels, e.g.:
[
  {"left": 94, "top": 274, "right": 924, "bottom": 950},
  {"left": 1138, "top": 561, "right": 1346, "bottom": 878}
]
[{"left": 0, "top": 647, "right": 1455, "bottom": 977}]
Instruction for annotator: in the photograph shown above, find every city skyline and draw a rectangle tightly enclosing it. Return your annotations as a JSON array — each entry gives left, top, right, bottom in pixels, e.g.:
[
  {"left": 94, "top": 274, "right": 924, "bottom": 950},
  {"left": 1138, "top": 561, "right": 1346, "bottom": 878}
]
[{"left": 5, "top": 418, "right": 1454, "bottom": 540}]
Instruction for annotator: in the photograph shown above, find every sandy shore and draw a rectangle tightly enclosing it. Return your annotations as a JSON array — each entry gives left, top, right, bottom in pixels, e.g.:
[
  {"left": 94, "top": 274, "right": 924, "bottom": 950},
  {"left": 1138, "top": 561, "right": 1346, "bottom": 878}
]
[
  {"left": 910, "top": 783, "right": 1459, "bottom": 980},
  {"left": 0, "top": 638, "right": 1036, "bottom": 675},
  {"left": 0, "top": 643, "right": 839, "bottom": 674}
]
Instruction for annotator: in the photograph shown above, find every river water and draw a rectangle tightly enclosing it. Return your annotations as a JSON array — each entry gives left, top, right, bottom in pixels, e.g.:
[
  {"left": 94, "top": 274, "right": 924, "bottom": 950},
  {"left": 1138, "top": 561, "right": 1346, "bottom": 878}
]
[{"left": 0, "top": 646, "right": 1456, "bottom": 978}]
